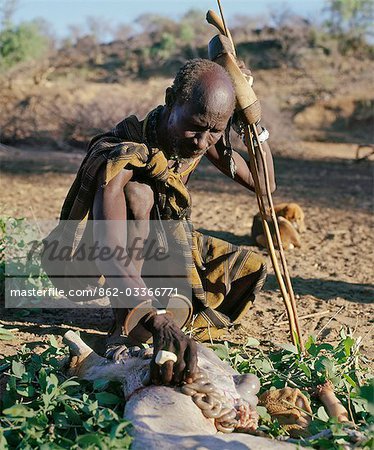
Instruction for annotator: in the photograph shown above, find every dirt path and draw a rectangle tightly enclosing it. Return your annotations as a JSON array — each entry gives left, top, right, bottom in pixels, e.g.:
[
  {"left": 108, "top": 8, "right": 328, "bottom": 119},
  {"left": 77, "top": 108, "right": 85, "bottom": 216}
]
[{"left": 1, "top": 142, "right": 373, "bottom": 360}]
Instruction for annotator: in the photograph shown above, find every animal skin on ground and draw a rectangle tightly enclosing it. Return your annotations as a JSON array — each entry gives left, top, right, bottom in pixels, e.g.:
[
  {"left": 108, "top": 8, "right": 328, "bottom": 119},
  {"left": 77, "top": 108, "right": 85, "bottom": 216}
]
[{"left": 63, "top": 331, "right": 297, "bottom": 450}]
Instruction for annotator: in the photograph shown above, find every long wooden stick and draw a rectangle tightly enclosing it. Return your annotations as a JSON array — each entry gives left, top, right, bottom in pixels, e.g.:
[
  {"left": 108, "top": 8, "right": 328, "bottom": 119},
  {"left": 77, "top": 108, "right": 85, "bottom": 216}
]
[
  {"left": 212, "top": 1, "right": 304, "bottom": 350},
  {"left": 206, "top": 9, "right": 236, "bottom": 55},
  {"left": 244, "top": 126, "right": 299, "bottom": 347},
  {"left": 251, "top": 126, "right": 303, "bottom": 348},
  {"left": 217, "top": 0, "right": 235, "bottom": 53}
]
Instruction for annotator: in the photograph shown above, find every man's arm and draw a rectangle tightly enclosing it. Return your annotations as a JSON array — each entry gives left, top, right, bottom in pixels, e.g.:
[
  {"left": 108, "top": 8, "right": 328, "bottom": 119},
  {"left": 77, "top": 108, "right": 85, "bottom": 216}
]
[
  {"left": 206, "top": 123, "right": 276, "bottom": 194},
  {"left": 92, "top": 167, "right": 151, "bottom": 294},
  {"left": 92, "top": 167, "right": 197, "bottom": 385}
]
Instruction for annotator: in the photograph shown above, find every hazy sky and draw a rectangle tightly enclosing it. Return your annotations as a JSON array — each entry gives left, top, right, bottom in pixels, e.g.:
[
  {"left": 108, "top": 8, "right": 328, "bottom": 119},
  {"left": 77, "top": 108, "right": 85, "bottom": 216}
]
[{"left": 12, "top": 0, "right": 327, "bottom": 38}]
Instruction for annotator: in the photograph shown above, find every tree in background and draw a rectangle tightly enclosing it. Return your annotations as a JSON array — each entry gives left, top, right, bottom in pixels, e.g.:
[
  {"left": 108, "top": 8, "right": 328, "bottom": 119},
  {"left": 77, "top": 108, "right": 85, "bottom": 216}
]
[
  {"left": 269, "top": 5, "right": 313, "bottom": 67},
  {"left": 324, "top": 0, "right": 374, "bottom": 52},
  {"left": 0, "top": 0, "right": 16, "bottom": 28},
  {"left": 0, "top": 20, "right": 49, "bottom": 69},
  {"left": 0, "top": 0, "right": 50, "bottom": 70},
  {"left": 113, "top": 23, "right": 133, "bottom": 42},
  {"left": 179, "top": 9, "right": 211, "bottom": 45}
]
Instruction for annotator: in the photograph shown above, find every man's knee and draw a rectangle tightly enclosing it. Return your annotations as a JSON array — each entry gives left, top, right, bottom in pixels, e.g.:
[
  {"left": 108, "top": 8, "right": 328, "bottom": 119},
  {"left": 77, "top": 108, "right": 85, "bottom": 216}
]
[{"left": 125, "top": 181, "right": 154, "bottom": 219}]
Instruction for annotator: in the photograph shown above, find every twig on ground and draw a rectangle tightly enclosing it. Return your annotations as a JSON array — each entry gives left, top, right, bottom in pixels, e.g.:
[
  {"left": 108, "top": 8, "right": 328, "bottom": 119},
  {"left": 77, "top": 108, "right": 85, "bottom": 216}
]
[
  {"left": 316, "top": 306, "right": 345, "bottom": 338},
  {"left": 275, "top": 310, "right": 330, "bottom": 327},
  {"left": 346, "top": 386, "right": 356, "bottom": 426},
  {"left": 276, "top": 312, "right": 286, "bottom": 324},
  {"left": 29, "top": 205, "right": 43, "bottom": 238},
  {"left": 360, "top": 324, "right": 373, "bottom": 345},
  {"left": 282, "top": 400, "right": 315, "bottom": 419},
  {"left": 285, "top": 427, "right": 366, "bottom": 445}
]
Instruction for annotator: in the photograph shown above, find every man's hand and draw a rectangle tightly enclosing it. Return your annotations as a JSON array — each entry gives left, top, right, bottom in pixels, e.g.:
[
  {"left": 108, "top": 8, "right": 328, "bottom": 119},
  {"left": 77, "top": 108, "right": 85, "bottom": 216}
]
[
  {"left": 143, "top": 312, "right": 198, "bottom": 385},
  {"left": 237, "top": 58, "right": 253, "bottom": 86}
]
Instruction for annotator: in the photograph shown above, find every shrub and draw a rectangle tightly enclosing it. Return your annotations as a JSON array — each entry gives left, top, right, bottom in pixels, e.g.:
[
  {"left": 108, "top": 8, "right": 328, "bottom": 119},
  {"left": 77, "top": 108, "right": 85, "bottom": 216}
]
[
  {"left": 0, "top": 20, "right": 49, "bottom": 70},
  {"left": 324, "top": 0, "right": 374, "bottom": 54},
  {"left": 0, "top": 337, "right": 133, "bottom": 448}
]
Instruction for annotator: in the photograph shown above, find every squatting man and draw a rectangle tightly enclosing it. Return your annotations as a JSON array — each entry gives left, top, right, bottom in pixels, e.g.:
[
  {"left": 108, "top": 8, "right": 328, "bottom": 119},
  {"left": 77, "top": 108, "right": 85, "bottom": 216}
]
[{"left": 42, "top": 58, "right": 275, "bottom": 387}]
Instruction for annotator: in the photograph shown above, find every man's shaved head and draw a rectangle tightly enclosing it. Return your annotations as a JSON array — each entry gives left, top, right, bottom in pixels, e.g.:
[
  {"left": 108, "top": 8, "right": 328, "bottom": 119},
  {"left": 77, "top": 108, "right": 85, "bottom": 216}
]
[
  {"left": 159, "top": 58, "right": 236, "bottom": 161},
  {"left": 169, "top": 58, "right": 235, "bottom": 111}
]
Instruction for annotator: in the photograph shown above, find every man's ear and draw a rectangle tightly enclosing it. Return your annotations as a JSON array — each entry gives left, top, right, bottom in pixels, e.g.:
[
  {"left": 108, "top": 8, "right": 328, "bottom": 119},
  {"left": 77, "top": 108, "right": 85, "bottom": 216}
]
[{"left": 165, "top": 87, "right": 176, "bottom": 109}]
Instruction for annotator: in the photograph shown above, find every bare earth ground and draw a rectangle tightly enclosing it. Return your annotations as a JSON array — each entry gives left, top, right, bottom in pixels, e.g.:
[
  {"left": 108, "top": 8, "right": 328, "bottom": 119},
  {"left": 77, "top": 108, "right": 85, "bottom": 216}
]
[{"left": 0, "top": 141, "right": 373, "bottom": 362}]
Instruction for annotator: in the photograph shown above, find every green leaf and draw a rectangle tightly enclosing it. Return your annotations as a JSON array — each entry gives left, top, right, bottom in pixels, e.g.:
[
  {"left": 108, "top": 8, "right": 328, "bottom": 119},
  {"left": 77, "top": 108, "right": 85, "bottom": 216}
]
[
  {"left": 32, "top": 413, "right": 48, "bottom": 430},
  {"left": 41, "top": 392, "right": 53, "bottom": 408},
  {"left": 93, "top": 378, "right": 110, "bottom": 392},
  {"left": 245, "top": 337, "right": 260, "bottom": 347},
  {"left": 351, "top": 397, "right": 367, "bottom": 413},
  {"left": 48, "top": 373, "right": 59, "bottom": 388},
  {"left": 317, "top": 406, "right": 329, "bottom": 422},
  {"left": 343, "top": 374, "right": 356, "bottom": 388},
  {"left": 343, "top": 337, "right": 355, "bottom": 357},
  {"left": 278, "top": 343, "right": 299, "bottom": 354},
  {"left": 307, "top": 343, "right": 318, "bottom": 357},
  {"left": 210, "top": 343, "right": 230, "bottom": 360},
  {"left": 76, "top": 433, "right": 103, "bottom": 446},
  {"left": 16, "top": 384, "right": 35, "bottom": 397},
  {"left": 298, "top": 362, "right": 312, "bottom": 378},
  {"left": 254, "top": 358, "right": 273, "bottom": 373},
  {"left": 49, "top": 335, "right": 59, "bottom": 349},
  {"left": 2, "top": 376, "right": 17, "bottom": 409},
  {"left": 11, "top": 360, "right": 25, "bottom": 378},
  {"left": 0, "top": 362, "right": 10, "bottom": 372},
  {"left": 304, "top": 335, "right": 316, "bottom": 351},
  {"left": 64, "top": 404, "right": 83, "bottom": 425},
  {"left": 59, "top": 379, "right": 80, "bottom": 390},
  {"left": 359, "top": 380, "right": 374, "bottom": 414},
  {"left": 110, "top": 420, "right": 132, "bottom": 439},
  {"left": 319, "top": 343, "right": 334, "bottom": 351},
  {"left": 0, "top": 429, "right": 9, "bottom": 450},
  {"left": 53, "top": 411, "right": 70, "bottom": 428},
  {"left": 307, "top": 342, "right": 334, "bottom": 357},
  {"left": 256, "top": 405, "right": 271, "bottom": 421},
  {"left": 0, "top": 430, "right": 8, "bottom": 449},
  {"left": 3, "top": 404, "right": 35, "bottom": 418},
  {"left": 38, "top": 368, "right": 47, "bottom": 390},
  {"left": 95, "top": 392, "right": 121, "bottom": 406},
  {"left": 233, "top": 353, "right": 245, "bottom": 366},
  {"left": 315, "top": 356, "right": 335, "bottom": 377}
]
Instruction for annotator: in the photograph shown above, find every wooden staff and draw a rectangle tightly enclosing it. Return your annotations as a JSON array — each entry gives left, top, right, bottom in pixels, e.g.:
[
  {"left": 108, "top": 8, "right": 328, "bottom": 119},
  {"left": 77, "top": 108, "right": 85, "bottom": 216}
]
[{"left": 207, "top": 2, "right": 304, "bottom": 350}]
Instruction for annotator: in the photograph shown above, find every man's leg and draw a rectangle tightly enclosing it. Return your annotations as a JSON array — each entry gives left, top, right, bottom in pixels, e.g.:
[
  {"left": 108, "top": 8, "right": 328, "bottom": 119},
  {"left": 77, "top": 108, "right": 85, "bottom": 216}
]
[
  {"left": 217, "top": 255, "right": 267, "bottom": 322},
  {"left": 107, "top": 181, "right": 154, "bottom": 348},
  {"left": 190, "top": 232, "right": 267, "bottom": 341}
]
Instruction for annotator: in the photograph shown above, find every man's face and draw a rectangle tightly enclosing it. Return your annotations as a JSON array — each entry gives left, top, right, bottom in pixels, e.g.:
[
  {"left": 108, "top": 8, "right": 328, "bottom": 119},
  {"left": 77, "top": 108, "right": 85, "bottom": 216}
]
[{"left": 166, "top": 73, "right": 235, "bottom": 161}]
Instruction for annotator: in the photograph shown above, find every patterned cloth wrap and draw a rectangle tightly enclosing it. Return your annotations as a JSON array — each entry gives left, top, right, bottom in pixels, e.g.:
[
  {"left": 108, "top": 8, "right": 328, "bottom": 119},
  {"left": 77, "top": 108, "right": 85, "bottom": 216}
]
[{"left": 41, "top": 108, "right": 267, "bottom": 341}]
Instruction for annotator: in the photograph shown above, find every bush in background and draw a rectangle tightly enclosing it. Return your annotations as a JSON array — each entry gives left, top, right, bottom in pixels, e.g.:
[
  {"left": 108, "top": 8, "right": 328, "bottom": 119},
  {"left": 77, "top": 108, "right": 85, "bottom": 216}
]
[{"left": 0, "top": 20, "right": 49, "bottom": 70}]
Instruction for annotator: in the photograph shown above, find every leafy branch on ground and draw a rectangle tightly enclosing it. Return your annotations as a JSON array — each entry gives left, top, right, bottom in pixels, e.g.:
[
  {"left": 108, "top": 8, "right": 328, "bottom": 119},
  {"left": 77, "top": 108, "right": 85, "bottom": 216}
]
[
  {"left": 0, "top": 320, "right": 372, "bottom": 448},
  {"left": 0, "top": 336, "right": 132, "bottom": 449},
  {"left": 212, "top": 330, "right": 373, "bottom": 449},
  {"left": 0, "top": 216, "right": 54, "bottom": 308}
]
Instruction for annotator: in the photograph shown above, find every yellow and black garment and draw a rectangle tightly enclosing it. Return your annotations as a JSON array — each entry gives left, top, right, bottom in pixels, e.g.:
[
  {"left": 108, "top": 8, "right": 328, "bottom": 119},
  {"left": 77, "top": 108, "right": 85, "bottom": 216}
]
[{"left": 41, "top": 108, "right": 267, "bottom": 341}]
